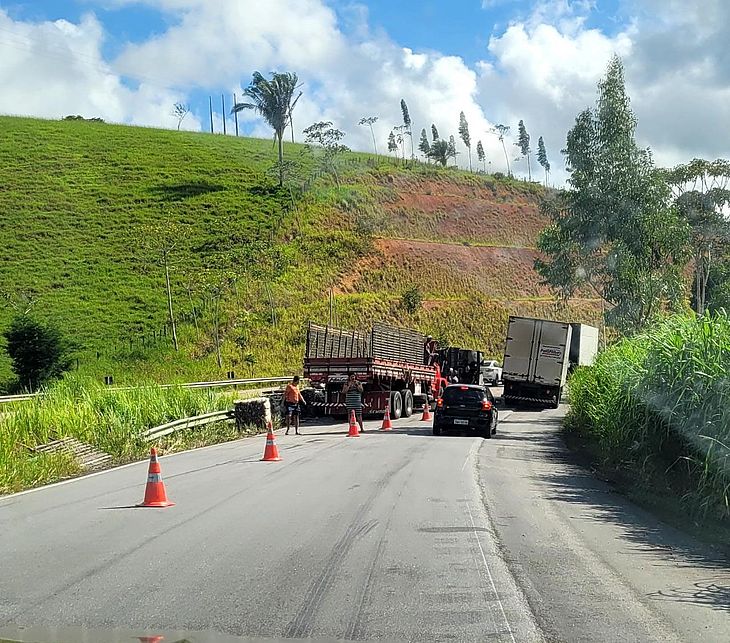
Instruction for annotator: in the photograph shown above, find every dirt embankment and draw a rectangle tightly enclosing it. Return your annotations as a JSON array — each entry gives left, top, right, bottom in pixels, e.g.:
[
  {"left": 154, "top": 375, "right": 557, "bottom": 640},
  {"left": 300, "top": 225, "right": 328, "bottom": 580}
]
[{"left": 376, "top": 175, "right": 548, "bottom": 248}]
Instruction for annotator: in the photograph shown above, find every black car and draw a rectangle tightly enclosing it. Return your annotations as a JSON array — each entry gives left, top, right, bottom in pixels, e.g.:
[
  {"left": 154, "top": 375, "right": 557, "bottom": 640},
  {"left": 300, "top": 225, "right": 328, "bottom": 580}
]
[{"left": 433, "top": 384, "right": 498, "bottom": 438}]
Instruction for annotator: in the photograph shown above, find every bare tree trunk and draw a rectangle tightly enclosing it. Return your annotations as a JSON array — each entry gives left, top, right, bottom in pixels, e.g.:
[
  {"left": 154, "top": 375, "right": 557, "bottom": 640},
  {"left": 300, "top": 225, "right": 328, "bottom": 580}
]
[
  {"left": 164, "top": 258, "right": 179, "bottom": 351},
  {"left": 501, "top": 140, "right": 511, "bottom": 177},
  {"left": 369, "top": 124, "right": 378, "bottom": 157},
  {"left": 277, "top": 133, "right": 284, "bottom": 186},
  {"left": 187, "top": 286, "right": 199, "bottom": 332},
  {"left": 527, "top": 154, "right": 532, "bottom": 181},
  {"left": 214, "top": 296, "right": 222, "bottom": 369}
]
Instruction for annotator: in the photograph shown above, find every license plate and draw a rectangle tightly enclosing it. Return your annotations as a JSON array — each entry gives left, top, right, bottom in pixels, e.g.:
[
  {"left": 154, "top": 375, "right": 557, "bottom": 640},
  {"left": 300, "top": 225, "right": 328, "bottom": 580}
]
[{"left": 453, "top": 419, "right": 469, "bottom": 425}]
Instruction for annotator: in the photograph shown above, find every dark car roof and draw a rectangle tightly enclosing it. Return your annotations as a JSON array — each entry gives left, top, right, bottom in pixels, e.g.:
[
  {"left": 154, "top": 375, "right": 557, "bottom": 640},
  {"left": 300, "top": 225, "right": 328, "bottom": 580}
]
[{"left": 443, "top": 384, "right": 484, "bottom": 390}]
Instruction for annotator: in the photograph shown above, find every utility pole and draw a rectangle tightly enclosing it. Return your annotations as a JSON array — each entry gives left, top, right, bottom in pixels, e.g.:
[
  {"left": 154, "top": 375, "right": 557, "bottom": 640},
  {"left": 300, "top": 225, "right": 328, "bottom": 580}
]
[
  {"left": 233, "top": 93, "right": 239, "bottom": 136},
  {"left": 221, "top": 94, "right": 226, "bottom": 135},
  {"left": 209, "top": 96, "right": 214, "bottom": 134}
]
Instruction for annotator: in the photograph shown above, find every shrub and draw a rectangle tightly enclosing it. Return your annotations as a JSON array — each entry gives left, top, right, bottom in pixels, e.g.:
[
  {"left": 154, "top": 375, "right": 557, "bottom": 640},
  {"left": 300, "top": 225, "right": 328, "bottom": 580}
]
[
  {"left": 401, "top": 285, "right": 423, "bottom": 315},
  {"left": 3, "top": 315, "right": 74, "bottom": 391}
]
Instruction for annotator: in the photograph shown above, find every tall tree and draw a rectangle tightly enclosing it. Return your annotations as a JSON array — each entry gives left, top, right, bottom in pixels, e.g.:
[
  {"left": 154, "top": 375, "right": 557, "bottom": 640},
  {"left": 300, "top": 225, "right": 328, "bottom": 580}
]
[
  {"left": 447, "top": 135, "right": 458, "bottom": 165},
  {"left": 427, "top": 139, "right": 449, "bottom": 166},
  {"left": 358, "top": 116, "right": 379, "bottom": 157},
  {"left": 476, "top": 140, "right": 486, "bottom": 172},
  {"left": 458, "top": 111, "right": 472, "bottom": 171},
  {"left": 431, "top": 123, "right": 440, "bottom": 142},
  {"left": 400, "top": 99, "right": 414, "bottom": 160},
  {"left": 491, "top": 124, "right": 511, "bottom": 176},
  {"left": 664, "top": 158, "right": 730, "bottom": 314},
  {"left": 537, "top": 136, "right": 550, "bottom": 186},
  {"left": 516, "top": 119, "right": 532, "bottom": 180},
  {"left": 231, "top": 71, "right": 301, "bottom": 186},
  {"left": 137, "top": 218, "right": 182, "bottom": 351},
  {"left": 387, "top": 131, "right": 398, "bottom": 160},
  {"left": 535, "top": 56, "right": 689, "bottom": 333},
  {"left": 418, "top": 128, "right": 431, "bottom": 159}
]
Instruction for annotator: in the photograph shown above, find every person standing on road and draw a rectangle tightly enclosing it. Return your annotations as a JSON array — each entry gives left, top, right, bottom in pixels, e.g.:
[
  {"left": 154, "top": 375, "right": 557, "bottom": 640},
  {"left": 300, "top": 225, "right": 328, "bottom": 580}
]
[
  {"left": 342, "top": 374, "right": 365, "bottom": 433},
  {"left": 284, "top": 375, "right": 306, "bottom": 435}
]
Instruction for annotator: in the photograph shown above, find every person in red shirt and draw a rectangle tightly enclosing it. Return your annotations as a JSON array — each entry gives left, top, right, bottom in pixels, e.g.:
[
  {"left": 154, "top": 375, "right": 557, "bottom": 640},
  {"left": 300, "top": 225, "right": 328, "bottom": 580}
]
[{"left": 284, "top": 375, "right": 306, "bottom": 435}]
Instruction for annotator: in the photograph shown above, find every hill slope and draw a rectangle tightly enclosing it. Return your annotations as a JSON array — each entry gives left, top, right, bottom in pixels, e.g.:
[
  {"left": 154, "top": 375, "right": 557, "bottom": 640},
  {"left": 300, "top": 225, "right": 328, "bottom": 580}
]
[{"left": 0, "top": 116, "right": 600, "bottom": 386}]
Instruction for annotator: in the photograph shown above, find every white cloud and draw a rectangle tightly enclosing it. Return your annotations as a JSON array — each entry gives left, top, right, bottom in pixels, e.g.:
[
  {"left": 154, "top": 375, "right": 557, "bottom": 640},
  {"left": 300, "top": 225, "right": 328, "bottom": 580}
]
[
  {"left": 0, "top": 0, "right": 728, "bottom": 182},
  {"left": 0, "top": 9, "right": 200, "bottom": 130}
]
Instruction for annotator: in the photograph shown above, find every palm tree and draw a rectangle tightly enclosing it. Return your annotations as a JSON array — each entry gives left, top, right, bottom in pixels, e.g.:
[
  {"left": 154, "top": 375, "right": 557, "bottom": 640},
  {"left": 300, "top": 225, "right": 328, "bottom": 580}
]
[{"left": 232, "top": 71, "right": 301, "bottom": 185}]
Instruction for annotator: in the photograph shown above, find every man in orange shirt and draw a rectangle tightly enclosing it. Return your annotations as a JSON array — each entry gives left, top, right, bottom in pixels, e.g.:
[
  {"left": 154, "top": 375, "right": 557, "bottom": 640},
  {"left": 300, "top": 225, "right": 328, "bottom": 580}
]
[{"left": 284, "top": 375, "right": 306, "bottom": 435}]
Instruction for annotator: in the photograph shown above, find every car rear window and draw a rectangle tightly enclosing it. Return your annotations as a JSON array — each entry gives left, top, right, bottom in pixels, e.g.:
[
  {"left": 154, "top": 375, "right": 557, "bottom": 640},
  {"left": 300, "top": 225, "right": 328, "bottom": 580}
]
[{"left": 442, "top": 387, "right": 485, "bottom": 403}]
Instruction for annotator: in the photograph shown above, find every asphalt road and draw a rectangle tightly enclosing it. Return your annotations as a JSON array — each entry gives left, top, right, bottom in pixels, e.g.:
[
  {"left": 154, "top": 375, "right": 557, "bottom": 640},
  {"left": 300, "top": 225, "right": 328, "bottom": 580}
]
[{"left": 0, "top": 406, "right": 728, "bottom": 642}]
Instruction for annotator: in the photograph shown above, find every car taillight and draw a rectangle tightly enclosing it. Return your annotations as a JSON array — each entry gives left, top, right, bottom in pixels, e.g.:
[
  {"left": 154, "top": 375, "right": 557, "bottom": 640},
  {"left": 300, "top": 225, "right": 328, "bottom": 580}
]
[
  {"left": 481, "top": 400, "right": 493, "bottom": 411},
  {"left": 436, "top": 398, "right": 443, "bottom": 408}
]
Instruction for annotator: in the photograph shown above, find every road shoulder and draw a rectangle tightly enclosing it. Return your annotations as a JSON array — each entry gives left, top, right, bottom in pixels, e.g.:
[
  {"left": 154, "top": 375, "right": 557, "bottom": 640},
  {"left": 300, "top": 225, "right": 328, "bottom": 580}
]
[{"left": 477, "top": 408, "right": 730, "bottom": 643}]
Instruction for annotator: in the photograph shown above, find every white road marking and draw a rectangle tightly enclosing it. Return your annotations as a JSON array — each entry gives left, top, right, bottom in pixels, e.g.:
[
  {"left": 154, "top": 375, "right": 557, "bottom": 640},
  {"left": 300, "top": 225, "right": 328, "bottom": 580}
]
[{"left": 467, "top": 502, "right": 516, "bottom": 643}]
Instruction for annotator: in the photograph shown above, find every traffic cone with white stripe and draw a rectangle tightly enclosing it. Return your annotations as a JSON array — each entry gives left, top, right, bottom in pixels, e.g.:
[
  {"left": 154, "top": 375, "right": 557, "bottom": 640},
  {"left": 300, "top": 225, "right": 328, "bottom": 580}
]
[
  {"left": 261, "top": 422, "right": 282, "bottom": 461},
  {"left": 421, "top": 402, "right": 432, "bottom": 422},
  {"left": 139, "top": 447, "right": 174, "bottom": 507},
  {"left": 380, "top": 406, "right": 393, "bottom": 431},
  {"left": 348, "top": 410, "right": 360, "bottom": 437}
]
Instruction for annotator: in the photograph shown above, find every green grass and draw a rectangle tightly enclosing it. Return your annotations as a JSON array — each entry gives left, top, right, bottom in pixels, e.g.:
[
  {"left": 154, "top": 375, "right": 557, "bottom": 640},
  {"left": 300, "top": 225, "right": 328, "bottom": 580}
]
[
  {"left": 568, "top": 312, "right": 730, "bottom": 522},
  {"left": 0, "top": 115, "right": 594, "bottom": 390},
  {"left": 0, "top": 375, "right": 235, "bottom": 493}
]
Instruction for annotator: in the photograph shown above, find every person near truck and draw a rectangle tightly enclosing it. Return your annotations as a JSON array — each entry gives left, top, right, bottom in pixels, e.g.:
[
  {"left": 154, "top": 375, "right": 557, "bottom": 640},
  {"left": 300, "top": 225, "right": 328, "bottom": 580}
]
[
  {"left": 424, "top": 336, "right": 438, "bottom": 366},
  {"left": 342, "top": 374, "right": 365, "bottom": 433},
  {"left": 284, "top": 375, "right": 306, "bottom": 435}
]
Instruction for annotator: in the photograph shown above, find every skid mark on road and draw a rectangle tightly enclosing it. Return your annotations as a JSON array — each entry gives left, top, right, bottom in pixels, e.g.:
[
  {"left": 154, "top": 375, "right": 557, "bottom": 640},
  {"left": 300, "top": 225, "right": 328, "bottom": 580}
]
[{"left": 283, "top": 442, "right": 428, "bottom": 639}]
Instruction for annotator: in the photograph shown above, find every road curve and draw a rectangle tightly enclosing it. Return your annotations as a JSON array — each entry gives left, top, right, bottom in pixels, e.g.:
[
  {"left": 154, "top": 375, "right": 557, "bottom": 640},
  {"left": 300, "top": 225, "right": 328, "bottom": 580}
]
[{"left": 0, "top": 409, "right": 728, "bottom": 642}]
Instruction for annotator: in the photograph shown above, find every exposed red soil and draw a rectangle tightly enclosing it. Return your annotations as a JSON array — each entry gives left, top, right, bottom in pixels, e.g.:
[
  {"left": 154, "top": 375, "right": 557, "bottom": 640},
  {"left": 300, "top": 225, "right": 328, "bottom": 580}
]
[
  {"left": 353, "top": 238, "right": 552, "bottom": 299},
  {"left": 378, "top": 176, "right": 548, "bottom": 247}
]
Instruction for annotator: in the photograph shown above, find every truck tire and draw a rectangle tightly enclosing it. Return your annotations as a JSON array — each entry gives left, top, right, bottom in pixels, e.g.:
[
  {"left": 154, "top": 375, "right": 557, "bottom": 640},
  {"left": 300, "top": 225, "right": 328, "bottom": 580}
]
[
  {"left": 552, "top": 388, "right": 562, "bottom": 409},
  {"left": 400, "top": 389, "right": 414, "bottom": 417},
  {"left": 391, "top": 392, "right": 403, "bottom": 420}
]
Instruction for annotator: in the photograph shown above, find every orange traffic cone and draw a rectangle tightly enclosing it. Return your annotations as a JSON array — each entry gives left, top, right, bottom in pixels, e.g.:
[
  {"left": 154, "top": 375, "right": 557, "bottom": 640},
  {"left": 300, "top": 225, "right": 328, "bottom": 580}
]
[
  {"left": 348, "top": 410, "right": 360, "bottom": 437},
  {"left": 421, "top": 402, "right": 432, "bottom": 422},
  {"left": 139, "top": 447, "right": 174, "bottom": 508},
  {"left": 261, "top": 422, "right": 282, "bottom": 461},
  {"left": 381, "top": 406, "right": 393, "bottom": 431}
]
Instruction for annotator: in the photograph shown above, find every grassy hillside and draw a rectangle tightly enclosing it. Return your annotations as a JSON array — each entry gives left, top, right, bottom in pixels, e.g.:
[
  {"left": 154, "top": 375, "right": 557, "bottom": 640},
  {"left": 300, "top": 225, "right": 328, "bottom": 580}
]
[{"left": 0, "top": 116, "right": 601, "bottom": 388}]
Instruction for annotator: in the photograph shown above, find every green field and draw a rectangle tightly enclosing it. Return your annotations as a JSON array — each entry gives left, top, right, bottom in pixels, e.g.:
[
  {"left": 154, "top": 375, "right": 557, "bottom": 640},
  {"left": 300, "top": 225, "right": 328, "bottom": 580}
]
[{"left": 0, "top": 116, "right": 599, "bottom": 390}]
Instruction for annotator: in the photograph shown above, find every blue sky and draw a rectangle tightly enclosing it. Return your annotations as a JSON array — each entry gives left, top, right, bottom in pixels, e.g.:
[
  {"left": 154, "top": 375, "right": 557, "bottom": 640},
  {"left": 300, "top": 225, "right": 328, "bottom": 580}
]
[
  {"left": 0, "top": 0, "right": 727, "bottom": 175},
  {"left": 3, "top": 0, "right": 626, "bottom": 73}
]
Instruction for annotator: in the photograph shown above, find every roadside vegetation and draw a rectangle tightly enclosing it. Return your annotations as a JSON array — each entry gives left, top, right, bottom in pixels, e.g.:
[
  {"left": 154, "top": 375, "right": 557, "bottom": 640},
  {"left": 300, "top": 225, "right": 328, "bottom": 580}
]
[
  {"left": 0, "top": 376, "right": 235, "bottom": 494},
  {"left": 535, "top": 56, "right": 730, "bottom": 530},
  {"left": 568, "top": 312, "right": 730, "bottom": 522}
]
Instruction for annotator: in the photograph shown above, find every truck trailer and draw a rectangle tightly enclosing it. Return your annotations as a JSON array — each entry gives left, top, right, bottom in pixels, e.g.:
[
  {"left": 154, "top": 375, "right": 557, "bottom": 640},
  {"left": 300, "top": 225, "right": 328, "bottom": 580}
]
[
  {"left": 303, "top": 322, "right": 446, "bottom": 418},
  {"left": 502, "top": 316, "right": 572, "bottom": 408},
  {"left": 569, "top": 323, "right": 600, "bottom": 371}
]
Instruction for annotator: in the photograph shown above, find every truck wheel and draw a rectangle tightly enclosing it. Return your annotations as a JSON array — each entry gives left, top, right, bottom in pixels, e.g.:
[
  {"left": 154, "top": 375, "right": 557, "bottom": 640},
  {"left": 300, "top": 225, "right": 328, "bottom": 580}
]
[
  {"left": 552, "top": 390, "right": 561, "bottom": 409},
  {"left": 391, "top": 392, "right": 403, "bottom": 420},
  {"left": 400, "top": 389, "right": 414, "bottom": 417},
  {"left": 433, "top": 423, "right": 442, "bottom": 436}
]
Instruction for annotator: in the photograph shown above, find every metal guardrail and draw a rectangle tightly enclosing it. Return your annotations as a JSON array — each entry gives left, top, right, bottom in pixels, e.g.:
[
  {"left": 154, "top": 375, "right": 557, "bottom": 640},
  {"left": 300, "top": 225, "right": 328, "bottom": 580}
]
[
  {"left": 143, "top": 409, "right": 235, "bottom": 442},
  {"left": 0, "top": 376, "right": 293, "bottom": 405}
]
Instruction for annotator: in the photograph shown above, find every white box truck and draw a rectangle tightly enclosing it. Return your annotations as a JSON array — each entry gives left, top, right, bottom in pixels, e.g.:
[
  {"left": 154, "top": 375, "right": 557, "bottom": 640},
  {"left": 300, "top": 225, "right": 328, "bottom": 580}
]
[
  {"left": 569, "top": 323, "right": 600, "bottom": 370},
  {"left": 502, "top": 316, "right": 572, "bottom": 408}
]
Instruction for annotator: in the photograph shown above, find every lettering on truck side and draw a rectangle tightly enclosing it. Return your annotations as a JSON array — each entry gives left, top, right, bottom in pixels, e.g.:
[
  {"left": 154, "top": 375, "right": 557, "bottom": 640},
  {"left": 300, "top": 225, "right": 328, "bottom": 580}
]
[{"left": 538, "top": 345, "right": 562, "bottom": 359}]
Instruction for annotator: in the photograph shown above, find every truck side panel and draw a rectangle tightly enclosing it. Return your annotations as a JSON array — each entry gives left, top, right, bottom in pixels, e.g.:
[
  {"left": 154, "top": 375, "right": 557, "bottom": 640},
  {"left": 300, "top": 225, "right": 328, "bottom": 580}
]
[
  {"left": 533, "top": 320, "right": 572, "bottom": 387},
  {"left": 503, "top": 317, "right": 538, "bottom": 382}
]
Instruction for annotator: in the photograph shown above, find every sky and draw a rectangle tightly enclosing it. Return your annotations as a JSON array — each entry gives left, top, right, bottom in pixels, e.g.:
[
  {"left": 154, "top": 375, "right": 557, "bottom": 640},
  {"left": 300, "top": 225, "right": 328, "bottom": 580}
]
[{"left": 0, "top": 0, "right": 728, "bottom": 182}]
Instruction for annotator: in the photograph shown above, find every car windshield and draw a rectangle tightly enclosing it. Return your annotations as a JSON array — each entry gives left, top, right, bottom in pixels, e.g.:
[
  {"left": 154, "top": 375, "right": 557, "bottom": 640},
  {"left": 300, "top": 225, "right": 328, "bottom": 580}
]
[
  {"left": 2, "top": 2, "right": 729, "bottom": 642},
  {"left": 443, "top": 387, "right": 485, "bottom": 403}
]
